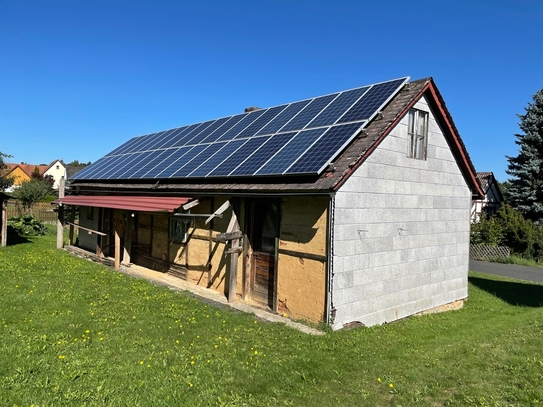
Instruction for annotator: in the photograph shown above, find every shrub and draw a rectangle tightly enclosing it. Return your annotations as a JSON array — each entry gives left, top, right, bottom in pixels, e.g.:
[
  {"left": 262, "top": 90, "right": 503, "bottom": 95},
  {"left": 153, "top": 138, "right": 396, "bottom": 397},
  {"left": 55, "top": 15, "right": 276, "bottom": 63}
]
[
  {"left": 470, "top": 213, "right": 504, "bottom": 246},
  {"left": 494, "top": 204, "right": 543, "bottom": 260},
  {"left": 7, "top": 214, "right": 49, "bottom": 236}
]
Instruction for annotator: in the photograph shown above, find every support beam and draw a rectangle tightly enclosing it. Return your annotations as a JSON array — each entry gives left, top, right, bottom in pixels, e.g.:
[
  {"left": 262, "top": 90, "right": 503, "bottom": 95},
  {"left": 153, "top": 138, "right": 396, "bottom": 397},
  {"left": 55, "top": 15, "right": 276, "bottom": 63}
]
[
  {"left": 228, "top": 209, "right": 240, "bottom": 303},
  {"left": 206, "top": 200, "right": 230, "bottom": 225},
  {"left": 114, "top": 223, "right": 121, "bottom": 270},
  {"left": 1, "top": 199, "right": 7, "bottom": 247},
  {"left": 56, "top": 178, "right": 65, "bottom": 249}
]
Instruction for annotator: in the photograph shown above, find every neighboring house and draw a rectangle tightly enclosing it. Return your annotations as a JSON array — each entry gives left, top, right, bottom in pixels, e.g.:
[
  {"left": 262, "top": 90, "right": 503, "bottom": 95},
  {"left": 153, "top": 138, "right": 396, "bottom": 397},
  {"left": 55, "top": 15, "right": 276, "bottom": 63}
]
[
  {"left": 44, "top": 159, "right": 67, "bottom": 190},
  {"left": 471, "top": 172, "right": 503, "bottom": 221},
  {"left": 54, "top": 77, "right": 483, "bottom": 330},
  {"left": 4, "top": 163, "right": 48, "bottom": 191}
]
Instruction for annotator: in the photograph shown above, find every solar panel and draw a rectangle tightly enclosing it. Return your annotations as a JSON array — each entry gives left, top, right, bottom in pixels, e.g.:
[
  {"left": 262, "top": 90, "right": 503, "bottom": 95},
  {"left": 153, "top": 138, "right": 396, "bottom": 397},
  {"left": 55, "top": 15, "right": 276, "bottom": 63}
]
[
  {"left": 285, "top": 123, "right": 363, "bottom": 175},
  {"left": 255, "top": 128, "right": 328, "bottom": 175},
  {"left": 70, "top": 77, "right": 409, "bottom": 181}
]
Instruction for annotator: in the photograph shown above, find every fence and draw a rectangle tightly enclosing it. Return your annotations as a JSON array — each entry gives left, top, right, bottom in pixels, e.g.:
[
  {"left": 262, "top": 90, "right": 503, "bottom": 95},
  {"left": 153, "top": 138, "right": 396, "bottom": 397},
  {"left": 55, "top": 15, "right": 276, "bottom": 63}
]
[
  {"left": 6, "top": 201, "right": 58, "bottom": 224},
  {"left": 470, "top": 244, "right": 511, "bottom": 261}
]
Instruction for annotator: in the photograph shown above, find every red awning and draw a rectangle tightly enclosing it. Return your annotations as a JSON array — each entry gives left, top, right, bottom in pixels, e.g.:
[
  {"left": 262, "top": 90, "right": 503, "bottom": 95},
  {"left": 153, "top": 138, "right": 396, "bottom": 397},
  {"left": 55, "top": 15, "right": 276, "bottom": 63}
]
[{"left": 52, "top": 195, "right": 191, "bottom": 213}]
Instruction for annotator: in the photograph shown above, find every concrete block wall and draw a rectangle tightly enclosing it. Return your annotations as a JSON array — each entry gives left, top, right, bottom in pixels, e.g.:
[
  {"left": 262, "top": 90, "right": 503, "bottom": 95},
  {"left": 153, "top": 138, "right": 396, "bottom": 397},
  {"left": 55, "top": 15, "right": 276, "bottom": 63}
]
[{"left": 331, "top": 95, "right": 471, "bottom": 329}]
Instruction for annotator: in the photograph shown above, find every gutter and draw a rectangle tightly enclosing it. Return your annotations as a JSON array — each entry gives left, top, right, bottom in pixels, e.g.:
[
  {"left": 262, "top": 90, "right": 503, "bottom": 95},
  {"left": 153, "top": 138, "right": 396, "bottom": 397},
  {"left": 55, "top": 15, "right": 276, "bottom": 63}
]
[{"left": 325, "top": 192, "right": 336, "bottom": 325}]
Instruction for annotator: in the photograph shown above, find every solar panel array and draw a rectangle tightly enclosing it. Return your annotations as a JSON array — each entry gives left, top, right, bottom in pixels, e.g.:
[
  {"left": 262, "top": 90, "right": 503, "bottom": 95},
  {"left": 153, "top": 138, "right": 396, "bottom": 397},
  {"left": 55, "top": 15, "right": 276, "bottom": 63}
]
[{"left": 72, "top": 77, "right": 409, "bottom": 181}]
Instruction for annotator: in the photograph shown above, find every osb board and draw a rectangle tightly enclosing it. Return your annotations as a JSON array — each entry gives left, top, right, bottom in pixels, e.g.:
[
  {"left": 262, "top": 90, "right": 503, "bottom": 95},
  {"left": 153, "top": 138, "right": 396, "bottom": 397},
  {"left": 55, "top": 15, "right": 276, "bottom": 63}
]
[
  {"left": 277, "top": 255, "right": 326, "bottom": 323},
  {"left": 277, "top": 196, "right": 329, "bottom": 322},
  {"left": 279, "top": 196, "right": 328, "bottom": 256}
]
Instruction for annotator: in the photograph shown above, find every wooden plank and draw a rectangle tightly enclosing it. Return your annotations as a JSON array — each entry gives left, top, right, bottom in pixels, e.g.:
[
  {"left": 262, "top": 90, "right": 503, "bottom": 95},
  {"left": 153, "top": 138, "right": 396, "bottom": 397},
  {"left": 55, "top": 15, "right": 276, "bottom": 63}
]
[
  {"left": 206, "top": 200, "right": 230, "bottom": 225},
  {"left": 216, "top": 231, "right": 243, "bottom": 242},
  {"left": 182, "top": 199, "right": 200, "bottom": 210},
  {"left": 228, "top": 209, "right": 239, "bottom": 303},
  {"left": 64, "top": 221, "right": 107, "bottom": 236},
  {"left": 278, "top": 248, "right": 327, "bottom": 262}
]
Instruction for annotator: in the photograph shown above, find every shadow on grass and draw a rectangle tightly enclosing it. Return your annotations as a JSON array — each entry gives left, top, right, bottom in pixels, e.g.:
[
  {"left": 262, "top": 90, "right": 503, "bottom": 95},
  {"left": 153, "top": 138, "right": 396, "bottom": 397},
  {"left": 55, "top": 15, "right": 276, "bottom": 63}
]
[
  {"left": 6, "top": 231, "right": 32, "bottom": 245},
  {"left": 469, "top": 276, "right": 543, "bottom": 307}
]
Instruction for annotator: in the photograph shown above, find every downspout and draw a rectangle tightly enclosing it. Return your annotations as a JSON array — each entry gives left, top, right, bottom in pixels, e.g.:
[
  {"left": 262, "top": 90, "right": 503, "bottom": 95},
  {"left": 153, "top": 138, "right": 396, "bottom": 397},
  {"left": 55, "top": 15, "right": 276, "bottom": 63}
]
[{"left": 325, "top": 192, "right": 336, "bottom": 325}]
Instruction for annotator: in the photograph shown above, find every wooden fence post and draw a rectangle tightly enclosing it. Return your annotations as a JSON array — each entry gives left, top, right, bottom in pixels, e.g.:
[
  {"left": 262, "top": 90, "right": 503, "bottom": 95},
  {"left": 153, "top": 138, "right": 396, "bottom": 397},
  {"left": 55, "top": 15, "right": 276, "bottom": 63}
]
[{"left": 1, "top": 199, "right": 7, "bottom": 247}]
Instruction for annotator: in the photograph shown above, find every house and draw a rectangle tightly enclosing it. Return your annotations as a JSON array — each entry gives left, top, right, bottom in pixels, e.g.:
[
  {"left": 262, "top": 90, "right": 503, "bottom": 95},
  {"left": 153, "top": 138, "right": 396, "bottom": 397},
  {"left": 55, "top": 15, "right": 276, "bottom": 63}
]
[
  {"left": 4, "top": 163, "right": 48, "bottom": 190},
  {"left": 54, "top": 77, "right": 483, "bottom": 330},
  {"left": 43, "top": 160, "right": 87, "bottom": 190},
  {"left": 471, "top": 172, "right": 503, "bottom": 221},
  {"left": 43, "top": 159, "right": 67, "bottom": 190}
]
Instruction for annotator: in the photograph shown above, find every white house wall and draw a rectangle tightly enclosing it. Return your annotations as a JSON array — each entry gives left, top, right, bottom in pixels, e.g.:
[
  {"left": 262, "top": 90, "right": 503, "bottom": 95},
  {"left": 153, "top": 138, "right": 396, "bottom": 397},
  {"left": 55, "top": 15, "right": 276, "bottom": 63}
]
[
  {"left": 44, "top": 160, "right": 67, "bottom": 190},
  {"left": 331, "top": 95, "right": 471, "bottom": 329}
]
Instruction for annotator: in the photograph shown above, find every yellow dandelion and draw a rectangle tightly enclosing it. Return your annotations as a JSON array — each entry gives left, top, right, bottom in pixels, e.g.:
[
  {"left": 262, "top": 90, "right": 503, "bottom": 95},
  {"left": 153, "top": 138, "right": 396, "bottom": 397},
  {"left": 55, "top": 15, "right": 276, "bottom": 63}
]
[{"left": 389, "top": 383, "right": 394, "bottom": 389}]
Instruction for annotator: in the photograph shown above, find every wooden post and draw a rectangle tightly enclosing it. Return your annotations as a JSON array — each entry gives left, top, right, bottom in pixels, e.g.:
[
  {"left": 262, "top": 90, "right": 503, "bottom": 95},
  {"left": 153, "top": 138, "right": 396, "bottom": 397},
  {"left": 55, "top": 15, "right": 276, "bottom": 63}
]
[
  {"left": 56, "top": 178, "right": 65, "bottom": 249},
  {"left": 122, "top": 212, "right": 133, "bottom": 265},
  {"left": 227, "top": 209, "right": 240, "bottom": 303},
  {"left": 69, "top": 206, "right": 75, "bottom": 245},
  {"left": 1, "top": 198, "right": 7, "bottom": 247},
  {"left": 114, "top": 223, "right": 121, "bottom": 270}
]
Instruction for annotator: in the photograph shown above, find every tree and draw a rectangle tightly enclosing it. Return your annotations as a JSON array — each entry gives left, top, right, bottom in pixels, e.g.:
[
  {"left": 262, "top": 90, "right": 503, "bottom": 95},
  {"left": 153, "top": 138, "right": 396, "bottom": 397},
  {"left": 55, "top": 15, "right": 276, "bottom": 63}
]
[
  {"left": 470, "top": 213, "right": 504, "bottom": 246},
  {"left": 0, "top": 151, "right": 14, "bottom": 191},
  {"left": 506, "top": 85, "right": 543, "bottom": 224},
  {"left": 497, "top": 180, "right": 511, "bottom": 204},
  {"left": 12, "top": 178, "right": 53, "bottom": 211},
  {"left": 494, "top": 203, "right": 543, "bottom": 260}
]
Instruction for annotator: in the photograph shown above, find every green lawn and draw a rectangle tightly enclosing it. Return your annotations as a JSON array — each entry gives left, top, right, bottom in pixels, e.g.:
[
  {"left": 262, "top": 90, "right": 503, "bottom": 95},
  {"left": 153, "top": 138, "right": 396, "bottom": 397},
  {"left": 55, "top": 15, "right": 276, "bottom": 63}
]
[{"left": 1, "top": 232, "right": 543, "bottom": 406}]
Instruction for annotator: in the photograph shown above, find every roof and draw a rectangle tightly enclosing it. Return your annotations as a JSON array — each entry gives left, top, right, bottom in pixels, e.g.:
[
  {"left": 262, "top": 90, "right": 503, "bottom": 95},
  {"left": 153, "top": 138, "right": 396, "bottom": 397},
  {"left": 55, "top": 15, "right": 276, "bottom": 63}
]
[
  {"left": 5, "top": 163, "right": 49, "bottom": 178},
  {"left": 70, "top": 77, "right": 483, "bottom": 197},
  {"left": 52, "top": 195, "right": 191, "bottom": 212},
  {"left": 475, "top": 172, "right": 503, "bottom": 200}
]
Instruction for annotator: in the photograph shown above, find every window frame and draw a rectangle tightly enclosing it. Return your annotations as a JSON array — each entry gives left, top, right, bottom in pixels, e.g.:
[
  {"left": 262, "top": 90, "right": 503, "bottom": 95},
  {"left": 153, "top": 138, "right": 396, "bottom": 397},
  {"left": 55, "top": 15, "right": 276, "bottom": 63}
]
[
  {"left": 168, "top": 217, "right": 191, "bottom": 243},
  {"left": 407, "top": 109, "right": 429, "bottom": 160}
]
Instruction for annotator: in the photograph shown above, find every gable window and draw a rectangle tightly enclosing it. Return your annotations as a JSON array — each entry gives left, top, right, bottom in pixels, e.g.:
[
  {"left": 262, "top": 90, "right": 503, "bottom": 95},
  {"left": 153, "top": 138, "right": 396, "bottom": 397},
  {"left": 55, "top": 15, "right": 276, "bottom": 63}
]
[{"left": 407, "top": 109, "right": 428, "bottom": 160}]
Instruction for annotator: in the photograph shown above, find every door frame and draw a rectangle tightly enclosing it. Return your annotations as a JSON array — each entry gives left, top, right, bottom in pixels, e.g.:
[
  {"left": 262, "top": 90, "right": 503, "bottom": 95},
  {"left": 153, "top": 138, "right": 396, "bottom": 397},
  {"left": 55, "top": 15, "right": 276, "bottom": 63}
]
[{"left": 243, "top": 198, "right": 280, "bottom": 311}]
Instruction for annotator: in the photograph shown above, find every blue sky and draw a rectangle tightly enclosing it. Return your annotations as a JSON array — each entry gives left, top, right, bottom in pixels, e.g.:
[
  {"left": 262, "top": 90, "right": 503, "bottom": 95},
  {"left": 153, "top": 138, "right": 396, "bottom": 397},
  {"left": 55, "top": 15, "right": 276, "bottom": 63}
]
[{"left": 1, "top": 0, "right": 542, "bottom": 182}]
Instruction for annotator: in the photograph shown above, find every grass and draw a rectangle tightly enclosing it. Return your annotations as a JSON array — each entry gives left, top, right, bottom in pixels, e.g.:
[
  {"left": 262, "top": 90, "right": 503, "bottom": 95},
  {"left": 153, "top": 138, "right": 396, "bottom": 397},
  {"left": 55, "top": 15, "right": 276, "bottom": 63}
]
[
  {"left": 1, "top": 232, "right": 543, "bottom": 406},
  {"left": 489, "top": 253, "right": 543, "bottom": 269}
]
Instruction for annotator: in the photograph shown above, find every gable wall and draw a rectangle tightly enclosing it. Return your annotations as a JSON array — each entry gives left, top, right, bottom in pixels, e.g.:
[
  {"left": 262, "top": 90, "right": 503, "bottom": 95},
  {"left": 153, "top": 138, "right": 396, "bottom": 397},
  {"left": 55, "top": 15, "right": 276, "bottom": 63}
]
[
  {"left": 8, "top": 167, "right": 30, "bottom": 186},
  {"left": 471, "top": 180, "right": 502, "bottom": 220},
  {"left": 332, "top": 95, "right": 471, "bottom": 329},
  {"left": 44, "top": 161, "right": 67, "bottom": 190}
]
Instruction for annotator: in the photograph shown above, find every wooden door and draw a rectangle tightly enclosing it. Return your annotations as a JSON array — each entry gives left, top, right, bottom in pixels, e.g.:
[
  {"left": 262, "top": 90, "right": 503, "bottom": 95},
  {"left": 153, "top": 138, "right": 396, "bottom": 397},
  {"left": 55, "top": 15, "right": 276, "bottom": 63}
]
[{"left": 248, "top": 200, "right": 279, "bottom": 309}]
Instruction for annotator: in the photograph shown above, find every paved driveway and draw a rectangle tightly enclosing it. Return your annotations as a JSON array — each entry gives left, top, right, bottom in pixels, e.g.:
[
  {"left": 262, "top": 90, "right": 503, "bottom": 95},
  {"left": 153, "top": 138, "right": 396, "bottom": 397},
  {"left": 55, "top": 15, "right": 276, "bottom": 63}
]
[{"left": 469, "top": 259, "right": 543, "bottom": 284}]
